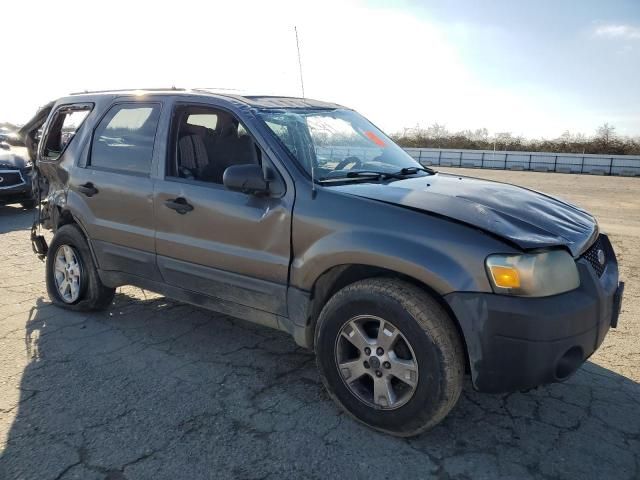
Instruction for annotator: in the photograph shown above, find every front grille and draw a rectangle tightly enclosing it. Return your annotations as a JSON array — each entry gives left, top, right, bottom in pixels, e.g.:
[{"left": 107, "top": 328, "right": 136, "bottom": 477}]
[
  {"left": 0, "top": 170, "right": 24, "bottom": 189},
  {"left": 581, "top": 235, "right": 606, "bottom": 277}
]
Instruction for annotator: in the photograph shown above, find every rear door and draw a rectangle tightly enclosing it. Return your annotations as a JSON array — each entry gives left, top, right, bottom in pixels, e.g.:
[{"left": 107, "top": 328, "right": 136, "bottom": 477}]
[
  {"left": 68, "top": 101, "right": 163, "bottom": 279},
  {"left": 153, "top": 102, "right": 293, "bottom": 321}
]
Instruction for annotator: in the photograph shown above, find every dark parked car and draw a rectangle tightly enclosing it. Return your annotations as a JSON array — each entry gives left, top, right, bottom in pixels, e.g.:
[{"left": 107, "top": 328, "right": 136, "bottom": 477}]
[
  {"left": 0, "top": 149, "right": 36, "bottom": 208},
  {"left": 22, "top": 89, "right": 624, "bottom": 436},
  {"left": 1, "top": 128, "right": 24, "bottom": 146}
]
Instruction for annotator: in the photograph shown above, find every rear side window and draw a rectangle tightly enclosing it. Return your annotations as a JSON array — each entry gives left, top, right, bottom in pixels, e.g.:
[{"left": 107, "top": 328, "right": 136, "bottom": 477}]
[
  {"left": 90, "top": 104, "right": 161, "bottom": 175},
  {"left": 42, "top": 105, "right": 92, "bottom": 160}
]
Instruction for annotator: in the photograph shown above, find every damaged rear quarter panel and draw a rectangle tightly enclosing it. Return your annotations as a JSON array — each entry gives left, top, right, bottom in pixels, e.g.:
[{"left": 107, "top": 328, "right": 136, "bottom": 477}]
[{"left": 37, "top": 95, "right": 117, "bottom": 229}]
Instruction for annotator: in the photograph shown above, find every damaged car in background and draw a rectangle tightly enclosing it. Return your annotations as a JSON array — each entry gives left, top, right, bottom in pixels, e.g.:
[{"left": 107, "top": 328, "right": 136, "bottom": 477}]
[
  {"left": 0, "top": 148, "right": 36, "bottom": 208},
  {"left": 20, "top": 88, "right": 624, "bottom": 436}
]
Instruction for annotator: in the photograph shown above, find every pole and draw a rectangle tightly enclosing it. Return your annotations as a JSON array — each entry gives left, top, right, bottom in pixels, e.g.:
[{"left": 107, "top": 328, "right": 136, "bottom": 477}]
[{"left": 294, "top": 26, "right": 305, "bottom": 99}]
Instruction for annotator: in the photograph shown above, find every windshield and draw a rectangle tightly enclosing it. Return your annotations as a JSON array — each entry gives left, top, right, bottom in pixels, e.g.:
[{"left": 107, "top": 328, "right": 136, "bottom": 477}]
[{"left": 257, "top": 108, "right": 425, "bottom": 181}]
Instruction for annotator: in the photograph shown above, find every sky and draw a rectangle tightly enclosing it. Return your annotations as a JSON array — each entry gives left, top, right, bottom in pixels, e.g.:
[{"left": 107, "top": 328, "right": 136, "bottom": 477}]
[{"left": 1, "top": 0, "right": 639, "bottom": 138}]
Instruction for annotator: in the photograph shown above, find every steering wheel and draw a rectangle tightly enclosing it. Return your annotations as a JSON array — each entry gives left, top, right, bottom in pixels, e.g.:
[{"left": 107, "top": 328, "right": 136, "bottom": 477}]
[{"left": 335, "top": 156, "right": 363, "bottom": 170}]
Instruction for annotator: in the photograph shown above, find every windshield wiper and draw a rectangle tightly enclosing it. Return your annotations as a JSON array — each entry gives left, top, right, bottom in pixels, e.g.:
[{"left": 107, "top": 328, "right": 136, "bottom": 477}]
[
  {"left": 318, "top": 171, "right": 397, "bottom": 183},
  {"left": 397, "top": 166, "right": 436, "bottom": 175},
  {"left": 318, "top": 166, "right": 435, "bottom": 183}
]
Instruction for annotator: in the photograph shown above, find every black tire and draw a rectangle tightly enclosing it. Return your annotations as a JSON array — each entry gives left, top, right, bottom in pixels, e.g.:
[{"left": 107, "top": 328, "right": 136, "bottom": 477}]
[
  {"left": 46, "top": 224, "right": 115, "bottom": 311},
  {"left": 20, "top": 199, "right": 37, "bottom": 209},
  {"left": 315, "top": 278, "right": 464, "bottom": 437}
]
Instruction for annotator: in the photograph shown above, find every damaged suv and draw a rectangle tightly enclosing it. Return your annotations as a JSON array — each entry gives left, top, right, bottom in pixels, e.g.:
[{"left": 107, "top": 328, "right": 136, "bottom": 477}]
[{"left": 23, "top": 89, "right": 624, "bottom": 436}]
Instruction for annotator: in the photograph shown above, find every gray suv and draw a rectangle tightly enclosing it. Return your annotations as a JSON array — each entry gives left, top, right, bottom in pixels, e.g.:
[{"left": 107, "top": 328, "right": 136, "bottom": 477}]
[{"left": 23, "top": 89, "right": 624, "bottom": 436}]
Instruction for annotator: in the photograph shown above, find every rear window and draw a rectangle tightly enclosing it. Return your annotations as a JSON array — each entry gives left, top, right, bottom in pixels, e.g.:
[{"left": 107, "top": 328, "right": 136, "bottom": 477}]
[
  {"left": 90, "top": 104, "right": 161, "bottom": 175},
  {"left": 186, "top": 113, "right": 218, "bottom": 129}
]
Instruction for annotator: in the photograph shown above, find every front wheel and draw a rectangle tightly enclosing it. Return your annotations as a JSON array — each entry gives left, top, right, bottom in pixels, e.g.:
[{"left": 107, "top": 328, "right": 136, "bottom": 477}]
[
  {"left": 46, "top": 224, "right": 115, "bottom": 311},
  {"left": 315, "top": 278, "right": 465, "bottom": 437}
]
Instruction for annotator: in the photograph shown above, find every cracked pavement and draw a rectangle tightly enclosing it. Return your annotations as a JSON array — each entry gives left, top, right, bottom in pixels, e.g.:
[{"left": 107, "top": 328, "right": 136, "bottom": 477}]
[{"left": 0, "top": 168, "right": 639, "bottom": 479}]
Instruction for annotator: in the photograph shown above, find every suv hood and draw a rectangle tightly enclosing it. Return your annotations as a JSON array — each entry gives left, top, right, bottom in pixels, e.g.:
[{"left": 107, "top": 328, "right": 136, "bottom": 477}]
[{"left": 330, "top": 172, "right": 597, "bottom": 257}]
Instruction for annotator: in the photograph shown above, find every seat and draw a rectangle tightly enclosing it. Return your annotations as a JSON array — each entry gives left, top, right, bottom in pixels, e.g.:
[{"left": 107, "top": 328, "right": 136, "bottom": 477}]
[
  {"left": 178, "top": 134, "right": 209, "bottom": 178},
  {"left": 214, "top": 120, "right": 259, "bottom": 167},
  {"left": 235, "top": 134, "right": 259, "bottom": 166},
  {"left": 198, "top": 117, "right": 259, "bottom": 183},
  {"left": 177, "top": 112, "right": 260, "bottom": 184}
]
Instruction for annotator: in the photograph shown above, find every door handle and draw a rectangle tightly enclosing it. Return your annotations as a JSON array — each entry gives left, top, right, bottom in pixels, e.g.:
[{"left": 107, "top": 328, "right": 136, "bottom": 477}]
[
  {"left": 164, "top": 197, "right": 194, "bottom": 214},
  {"left": 77, "top": 182, "right": 99, "bottom": 197}
]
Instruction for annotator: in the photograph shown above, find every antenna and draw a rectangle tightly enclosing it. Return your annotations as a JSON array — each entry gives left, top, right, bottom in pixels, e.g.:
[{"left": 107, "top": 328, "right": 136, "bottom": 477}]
[
  {"left": 294, "top": 26, "right": 315, "bottom": 197},
  {"left": 294, "top": 26, "right": 305, "bottom": 99}
]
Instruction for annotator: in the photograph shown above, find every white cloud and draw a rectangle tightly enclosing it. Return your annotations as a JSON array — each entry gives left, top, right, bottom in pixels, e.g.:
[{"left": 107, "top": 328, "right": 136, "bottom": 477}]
[{"left": 594, "top": 24, "right": 640, "bottom": 40}]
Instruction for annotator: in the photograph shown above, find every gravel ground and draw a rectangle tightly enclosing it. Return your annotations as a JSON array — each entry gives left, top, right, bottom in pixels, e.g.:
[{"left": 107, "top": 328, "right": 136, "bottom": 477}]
[{"left": 0, "top": 165, "right": 638, "bottom": 479}]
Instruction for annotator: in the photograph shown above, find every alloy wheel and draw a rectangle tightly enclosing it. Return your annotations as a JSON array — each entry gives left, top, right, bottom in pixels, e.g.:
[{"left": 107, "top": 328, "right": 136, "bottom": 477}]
[
  {"left": 335, "top": 315, "right": 419, "bottom": 409},
  {"left": 53, "top": 245, "right": 82, "bottom": 303}
]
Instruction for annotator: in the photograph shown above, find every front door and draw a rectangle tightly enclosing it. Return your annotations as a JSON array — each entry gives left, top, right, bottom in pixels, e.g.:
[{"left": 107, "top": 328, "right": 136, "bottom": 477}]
[{"left": 153, "top": 104, "right": 293, "bottom": 318}]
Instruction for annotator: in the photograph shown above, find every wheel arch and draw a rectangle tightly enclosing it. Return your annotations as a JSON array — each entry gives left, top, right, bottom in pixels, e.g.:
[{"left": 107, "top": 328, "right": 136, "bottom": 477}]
[
  {"left": 297, "top": 263, "right": 471, "bottom": 373},
  {"left": 52, "top": 205, "right": 75, "bottom": 231},
  {"left": 50, "top": 206, "right": 101, "bottom": 269}
]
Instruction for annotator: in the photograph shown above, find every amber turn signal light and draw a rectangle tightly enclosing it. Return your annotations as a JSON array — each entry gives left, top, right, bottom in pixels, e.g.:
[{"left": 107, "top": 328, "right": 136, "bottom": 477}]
[{"left": 489, "top": 265, "right": 521, "bottom": 289}]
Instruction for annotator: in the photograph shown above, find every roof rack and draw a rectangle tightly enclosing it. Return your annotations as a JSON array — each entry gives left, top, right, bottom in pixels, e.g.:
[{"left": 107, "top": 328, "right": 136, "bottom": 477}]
[
  {"left": 192, "top": 87, "right": 246, "bottom": 92},
  {"left": 191, "top": 87, "right": 255, "bottom": 98},
  {"left": 69, "top": 87, "right": 185, "bottom": 95}
]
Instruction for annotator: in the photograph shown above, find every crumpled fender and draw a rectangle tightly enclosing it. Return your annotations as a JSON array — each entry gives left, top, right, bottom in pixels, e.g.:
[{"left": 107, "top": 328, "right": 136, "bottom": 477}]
[{"left": 290, "top": 228, "right": 495, "bottom": 296}]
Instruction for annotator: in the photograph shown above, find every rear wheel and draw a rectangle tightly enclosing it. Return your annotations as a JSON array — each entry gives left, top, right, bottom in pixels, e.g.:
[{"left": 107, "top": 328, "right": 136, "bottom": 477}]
[
  {"left": 315, "top": 278, "right": 464, "bottom": 437},
  {"left": 46, "top": 224, "right": 115, "bottom": 311}
]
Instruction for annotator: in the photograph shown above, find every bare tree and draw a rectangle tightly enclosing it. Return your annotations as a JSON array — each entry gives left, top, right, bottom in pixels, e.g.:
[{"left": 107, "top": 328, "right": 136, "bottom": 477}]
[
  {"left": 426, "top": 123, "right": 448, "bottom": 148},
  {"left": 391, "top": 122, "right": 640, "bottom": 155},
  {"left": 596, "top": 123, "right": 616, "bottom": 148}
]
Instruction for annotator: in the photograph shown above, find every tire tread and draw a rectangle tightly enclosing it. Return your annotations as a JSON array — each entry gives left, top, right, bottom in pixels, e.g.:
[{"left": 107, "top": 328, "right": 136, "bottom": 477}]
[
  {"left": 46, "top": 224, "right": 115, "bottom": 311},
  {"left": 315, "top": 277, "right": 465, "bottom": 437}
]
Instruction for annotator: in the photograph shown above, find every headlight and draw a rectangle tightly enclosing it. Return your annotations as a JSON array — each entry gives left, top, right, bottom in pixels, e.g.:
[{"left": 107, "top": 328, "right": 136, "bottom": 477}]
[{"left": 485, "top": 250, "right": 580, "bottom": 297}]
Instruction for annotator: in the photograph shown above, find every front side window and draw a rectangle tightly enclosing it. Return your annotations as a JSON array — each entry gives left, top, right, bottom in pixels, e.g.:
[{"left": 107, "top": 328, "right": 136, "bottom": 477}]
[
  {"left": 90, "top": 104, "right": 161, "bottom": 175},
  {"left": 257, "top": 108, "right": 424, "bottom": 181},
  {"left": 167, "top": 106, "right": 261, "bottom": 184}
]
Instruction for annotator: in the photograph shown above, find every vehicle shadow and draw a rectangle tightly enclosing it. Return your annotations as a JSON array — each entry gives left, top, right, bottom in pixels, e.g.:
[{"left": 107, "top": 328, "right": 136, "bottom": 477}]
[
  {"left": 0, "top": 204, "right": 35, "bottom": 234},
  {"left": 1, "top": 293, "right": 638, "bottom": 479}
]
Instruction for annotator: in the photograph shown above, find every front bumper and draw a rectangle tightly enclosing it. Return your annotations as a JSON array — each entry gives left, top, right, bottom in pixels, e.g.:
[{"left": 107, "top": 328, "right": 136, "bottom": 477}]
[
  {"left": 0, "top": 169, "right": 33, "bottom": 204},
  {"left": 445, "top": 234, "right": 622, "bottom": 393}
]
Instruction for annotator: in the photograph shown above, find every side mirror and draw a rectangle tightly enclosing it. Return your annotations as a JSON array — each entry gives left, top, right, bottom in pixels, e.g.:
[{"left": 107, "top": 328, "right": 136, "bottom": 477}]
[{"left": 223, "top": 164, "right": 270, "bottom": 196}]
